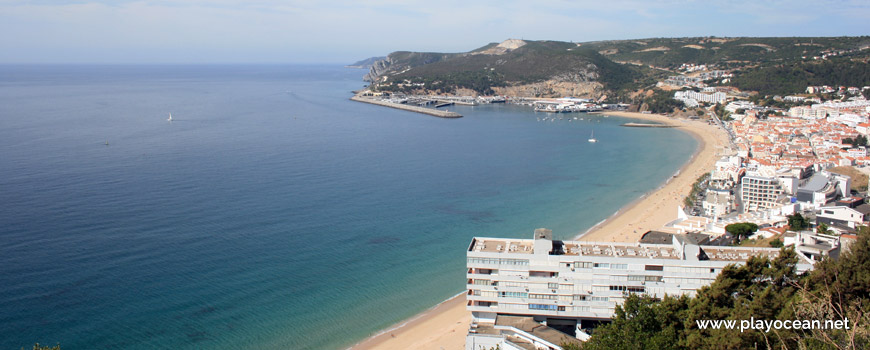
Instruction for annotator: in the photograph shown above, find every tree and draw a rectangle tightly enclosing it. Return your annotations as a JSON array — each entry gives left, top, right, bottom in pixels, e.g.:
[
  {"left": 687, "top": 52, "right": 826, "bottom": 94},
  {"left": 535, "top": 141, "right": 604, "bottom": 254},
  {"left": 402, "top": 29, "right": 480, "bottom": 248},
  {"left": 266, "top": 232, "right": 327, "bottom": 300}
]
[
  {"left": 770, "top": 238, "right": 784, "bottom": 248},
  {"left": 580, "top": 294, "right": 689, "bottom": 350},
  {"left": 788, "top": 213, "right": 808, "bottom": 231},
  {"left": 582, "top": 230, "right": 870, "bottom": 350},
  {"left": 857, "top": 135, "right": 868, "bottom": 147},
  {"left": 785, "top": 226, "right": 870, "bottom": 349},
  {"left": 725, "top": 222, "right": 759, "bottom": 242},
  {"left": 817, "top": 222, "right": 833, "bottom": 235}
]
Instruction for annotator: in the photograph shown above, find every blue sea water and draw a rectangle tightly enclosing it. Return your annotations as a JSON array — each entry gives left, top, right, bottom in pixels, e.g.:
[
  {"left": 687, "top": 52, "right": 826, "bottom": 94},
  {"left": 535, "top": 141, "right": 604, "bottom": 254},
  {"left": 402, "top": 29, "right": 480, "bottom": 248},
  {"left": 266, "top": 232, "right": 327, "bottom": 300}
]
[{"left": 0, "top": 65, "right": 696, "bottom": 349}]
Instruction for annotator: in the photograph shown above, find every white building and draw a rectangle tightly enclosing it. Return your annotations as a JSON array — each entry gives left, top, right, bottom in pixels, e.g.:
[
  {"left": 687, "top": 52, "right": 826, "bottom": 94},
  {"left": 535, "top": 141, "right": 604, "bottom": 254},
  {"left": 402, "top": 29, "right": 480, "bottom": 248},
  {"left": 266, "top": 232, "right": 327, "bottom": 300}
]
[
  {"left": 702, "top": 189, "right": 733, "bottom": 217},
  {"left": 817, "top": 206, "right": 867, "bottom": 229},
  {"left": 465, "top": 229, "right": 813, "bottom": 349},
  {"left": 795, "top": 172, "right": 851, "bottom": 208},
  {"left": 741, "top": 173, "right": 786, "bottom": 212},
  {"left": 725, "top": 101, "right": 755, "bottom": 113},
  {"left": 674, "top": 90, "right": 727, "bottom": 105}
]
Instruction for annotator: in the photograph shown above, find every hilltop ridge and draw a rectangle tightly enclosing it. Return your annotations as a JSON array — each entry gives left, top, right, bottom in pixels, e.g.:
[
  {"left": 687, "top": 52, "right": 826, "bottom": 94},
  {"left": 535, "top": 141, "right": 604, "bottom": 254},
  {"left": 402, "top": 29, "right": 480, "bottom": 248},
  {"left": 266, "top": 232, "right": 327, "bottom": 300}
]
[{"left": 359, "top": 36, "right": 870, "bottom": 100}]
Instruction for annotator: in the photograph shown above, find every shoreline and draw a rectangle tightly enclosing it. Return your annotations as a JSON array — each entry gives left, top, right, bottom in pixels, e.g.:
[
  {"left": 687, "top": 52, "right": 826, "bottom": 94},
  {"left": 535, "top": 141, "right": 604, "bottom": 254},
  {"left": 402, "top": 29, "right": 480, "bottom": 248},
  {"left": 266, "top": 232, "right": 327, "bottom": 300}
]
[
  {"left": 349, "top": 110, "right": 729, "bottom": 350},
  {"left": 578, "top": 111, "right": 726, "bottom": 242},
  {"left": 348, "top": 292, "right": 468, "bottom": 350}
]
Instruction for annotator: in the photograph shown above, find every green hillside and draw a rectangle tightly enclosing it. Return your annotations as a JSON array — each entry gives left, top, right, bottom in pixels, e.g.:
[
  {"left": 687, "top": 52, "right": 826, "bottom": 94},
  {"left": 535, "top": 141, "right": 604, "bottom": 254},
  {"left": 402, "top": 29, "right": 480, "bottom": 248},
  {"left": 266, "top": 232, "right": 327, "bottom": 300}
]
[
  {"left": 729, "top": 57, "right": 870, "bottom": 95},
  {"left": 372, "top": 40, "right": 644, "bottom": 95},
  {"left": 583, "top": 36, "right": 870, "bottom": 68},
  {"left": 363, "top": 36, "right": 870, "bottom": 98}
]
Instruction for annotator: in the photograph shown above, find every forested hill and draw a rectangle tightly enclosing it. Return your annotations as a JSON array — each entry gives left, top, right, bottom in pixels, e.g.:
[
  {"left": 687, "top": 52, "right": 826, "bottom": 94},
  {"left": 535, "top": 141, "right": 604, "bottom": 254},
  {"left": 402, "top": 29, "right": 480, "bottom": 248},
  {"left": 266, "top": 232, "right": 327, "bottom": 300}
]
[
  {"left": 365, "top": 39, "right": 647, "bottom": 96},
  {"left": 361, "top": 36, "right": 870, "bottom": 98},
  {"left": 582, "top": 36, "right": 870, "bottom": 69}
]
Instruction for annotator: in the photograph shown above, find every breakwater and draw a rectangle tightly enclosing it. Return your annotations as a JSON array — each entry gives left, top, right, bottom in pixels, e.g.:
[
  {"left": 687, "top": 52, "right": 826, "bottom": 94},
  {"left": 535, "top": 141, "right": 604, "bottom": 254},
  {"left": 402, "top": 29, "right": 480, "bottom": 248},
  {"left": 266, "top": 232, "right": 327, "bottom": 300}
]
[
  {"left": 621, "top": 122, "right": 676, "bottom": 128},
  {"left": 351, "top": 96, "right": 462, "bottom": 118}
]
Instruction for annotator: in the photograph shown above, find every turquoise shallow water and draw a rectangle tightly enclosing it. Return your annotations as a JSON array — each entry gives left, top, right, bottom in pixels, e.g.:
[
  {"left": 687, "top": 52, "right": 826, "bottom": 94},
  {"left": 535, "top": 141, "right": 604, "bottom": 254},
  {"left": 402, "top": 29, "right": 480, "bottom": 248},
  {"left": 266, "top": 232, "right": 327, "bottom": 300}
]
[{"left": 0, "top": 65, "right": 696, "bottom": 349}]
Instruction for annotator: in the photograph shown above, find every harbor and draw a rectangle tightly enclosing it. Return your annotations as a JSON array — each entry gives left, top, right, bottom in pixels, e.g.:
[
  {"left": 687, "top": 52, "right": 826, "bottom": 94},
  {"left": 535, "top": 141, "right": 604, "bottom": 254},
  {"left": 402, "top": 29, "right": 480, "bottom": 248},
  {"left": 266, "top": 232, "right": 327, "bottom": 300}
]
[{"left": 351, "top": 95, "right": 462, "bottom": 118}]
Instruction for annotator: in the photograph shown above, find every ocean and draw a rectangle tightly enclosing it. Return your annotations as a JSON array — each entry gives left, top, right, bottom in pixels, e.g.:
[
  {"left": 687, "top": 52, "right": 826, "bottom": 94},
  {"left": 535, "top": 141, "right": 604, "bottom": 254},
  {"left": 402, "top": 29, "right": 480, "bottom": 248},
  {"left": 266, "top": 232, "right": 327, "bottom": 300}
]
[{"left": 0, "top": 65, "right": 696, "bottom": 349}]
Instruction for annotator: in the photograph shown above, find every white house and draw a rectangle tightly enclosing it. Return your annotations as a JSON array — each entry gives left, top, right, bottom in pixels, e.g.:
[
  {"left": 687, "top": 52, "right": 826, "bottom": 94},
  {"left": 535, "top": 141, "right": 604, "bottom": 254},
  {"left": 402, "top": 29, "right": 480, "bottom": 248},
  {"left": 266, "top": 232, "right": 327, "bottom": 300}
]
[{"left": 817, "top": 206, "right": 866, "bottom": 229}]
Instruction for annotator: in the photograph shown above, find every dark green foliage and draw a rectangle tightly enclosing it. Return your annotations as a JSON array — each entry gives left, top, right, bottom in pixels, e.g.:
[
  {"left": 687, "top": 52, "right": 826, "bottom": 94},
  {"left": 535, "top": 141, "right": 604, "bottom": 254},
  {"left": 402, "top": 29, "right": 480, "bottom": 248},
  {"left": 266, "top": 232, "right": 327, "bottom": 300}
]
[
  {"left": 376, "top": 40, "right": 644, "bottom": 95},
  {"left": 770, "top": 238, "right": 784, "bottom": 248},
  {"left": 582, "top": 229, "right": 870, "bottom": 350},
  {"left": 581, "top": 294, "right": 689, "bottom": 350},
  {"left": 683, "top": 173, "right": 709, "bottom": 208},
  {"left": 369, "top": 37, "right": 870, "bottom": 99},
  {"left": 807, "top": 226, "right": 870, "bottom": 307},
  {"left": 788, "top": 213, "right": 809, "bottom": 230},
  {"left": 725, "top": 222, "right": 758, "bottom": 241},
  {"left": 731, "top": 58, "right": 870, "bottom": 96},
  {"left": 643, "top": 89, "right": 685, "bottom": 114},
  {"left": 817, "top": 222, "right": 833, "bottom": 235},
  {"left": 582, "top": 248, "right": 805, "bottom": 349},
  {"left": 561, "top": 343, "right": 582, "bottom": 350},
  {"left": 582, "top": 36, "right": 869, "bottom": 69}
]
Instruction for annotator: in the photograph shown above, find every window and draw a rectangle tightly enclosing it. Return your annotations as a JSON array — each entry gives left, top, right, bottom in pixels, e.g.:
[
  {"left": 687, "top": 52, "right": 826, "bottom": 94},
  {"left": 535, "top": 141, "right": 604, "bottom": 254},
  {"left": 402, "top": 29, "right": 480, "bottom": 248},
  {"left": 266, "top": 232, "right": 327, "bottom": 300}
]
[
  {"left": 574, "top": 262, "right": 593, "bottom": 269},
  {"left": 645, "top": 276, "right": 663, "bottom": 282},
  {"left": 548, "top": 283, "right": 559, "bottom": 289},
  {"left": 529, "top": 294, "right": 558, "bottom": 300},
  {"left": 588, "top": 296, "right": 609, "bottom": 302},
  {"left": 473, "top": 279, "right": 491, "bottom": 286},
  {"left": 610, "top": 285, "right": 645, "bottom": 293},
  {"left": 500, "top": 291, "right": 528, "bottom": 298},
  {"left": 594, "top": 263, "right": 610, "bottom": 268},
  {"left": 645, "top": 265, "right": 664, "bottom": 271},
  {"left": 573, "top": 294, "right": 586, "bottom": 301},
  {"left": 500, "top": 281, "right": 526, "bottom": 288},
  {"left": 611, "top": 264, "right": 628, "bottom": 269},
  {"left": 529, "top": 304, "right": 559, "bottom": 311},
  {"left": 467, "top": 258, "right": 529, "bottom": 266}
]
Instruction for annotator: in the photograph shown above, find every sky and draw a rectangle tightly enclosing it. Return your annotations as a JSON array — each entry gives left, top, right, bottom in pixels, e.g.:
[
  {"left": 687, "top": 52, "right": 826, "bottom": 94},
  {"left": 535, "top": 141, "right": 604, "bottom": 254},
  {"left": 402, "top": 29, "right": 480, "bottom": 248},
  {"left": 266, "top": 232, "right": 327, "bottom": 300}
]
[{"left": 0, "top": 0, "right": 868, "bottom": 64}]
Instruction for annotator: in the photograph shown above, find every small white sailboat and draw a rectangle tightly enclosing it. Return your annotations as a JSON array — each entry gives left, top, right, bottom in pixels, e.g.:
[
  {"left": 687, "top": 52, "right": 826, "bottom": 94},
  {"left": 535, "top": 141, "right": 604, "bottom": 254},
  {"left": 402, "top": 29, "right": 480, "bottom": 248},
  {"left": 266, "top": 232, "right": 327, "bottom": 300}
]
[
  {"left": 588, "top": 129, "right": 598, "bottom": 143},
  {"left": 167, "top": 113, "right": 173, "bottom": 122}
]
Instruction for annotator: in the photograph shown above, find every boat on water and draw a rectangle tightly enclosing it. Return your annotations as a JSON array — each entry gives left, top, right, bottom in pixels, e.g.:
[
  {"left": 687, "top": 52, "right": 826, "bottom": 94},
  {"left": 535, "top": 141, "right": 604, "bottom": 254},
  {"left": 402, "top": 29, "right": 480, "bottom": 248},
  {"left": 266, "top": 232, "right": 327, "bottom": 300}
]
[
  {"left": 588, "top": 130, "right": 598, "bottom": 143},
  {"left": 167, "top": 113, "right": 173, "bottom": 122}
]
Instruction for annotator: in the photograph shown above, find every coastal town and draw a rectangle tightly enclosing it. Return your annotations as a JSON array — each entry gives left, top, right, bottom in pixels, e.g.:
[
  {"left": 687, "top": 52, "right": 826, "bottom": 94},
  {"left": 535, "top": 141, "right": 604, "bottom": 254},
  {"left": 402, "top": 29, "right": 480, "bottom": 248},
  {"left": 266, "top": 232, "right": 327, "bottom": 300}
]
[
  {"left": 459, "top": 72, "right": 870, "bottom": 349},
  {"left": 353, "top": 58, "right": 870, "bottom": 350}
]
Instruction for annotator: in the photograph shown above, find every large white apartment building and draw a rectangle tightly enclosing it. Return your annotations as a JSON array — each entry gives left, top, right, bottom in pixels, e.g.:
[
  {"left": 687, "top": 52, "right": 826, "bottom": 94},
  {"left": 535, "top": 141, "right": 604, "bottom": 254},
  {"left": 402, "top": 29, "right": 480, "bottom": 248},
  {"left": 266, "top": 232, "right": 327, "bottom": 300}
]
[
  {"left": 465, "top": 229, "right": 813, "bottom": 350},
  {"left": 741, "top": 174, "right": 786, "bottom": 212},
  {"left": 674, "top": 90, "right": 727, "bottom": 105}
]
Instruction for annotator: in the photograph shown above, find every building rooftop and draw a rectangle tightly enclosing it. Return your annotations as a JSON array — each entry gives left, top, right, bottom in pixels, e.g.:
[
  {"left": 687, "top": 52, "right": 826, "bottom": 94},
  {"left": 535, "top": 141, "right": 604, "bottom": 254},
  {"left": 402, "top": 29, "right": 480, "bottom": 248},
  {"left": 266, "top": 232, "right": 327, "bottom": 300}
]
[
  {"left": 801, "top": 173, "right": 830, "bottom": 192},
  {"left": 496, "top": 315, "right": 582, "bottom": 348},
  {"left": 469, "top": 237, "right": 782, "bottom": 262}
]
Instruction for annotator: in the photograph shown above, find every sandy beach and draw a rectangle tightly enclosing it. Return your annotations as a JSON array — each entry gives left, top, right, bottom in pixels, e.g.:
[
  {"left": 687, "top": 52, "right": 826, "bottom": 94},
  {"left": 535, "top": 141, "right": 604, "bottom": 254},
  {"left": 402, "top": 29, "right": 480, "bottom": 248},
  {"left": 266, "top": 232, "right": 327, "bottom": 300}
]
[
  {"left": 578, "top": 111, "right": 730, "bottom": 242},
  {"left": 350, "top": 111, "right": 730, "bottom": 350},
  {"left": 349, "top": 293, "right": 468, "bottom": 350}
]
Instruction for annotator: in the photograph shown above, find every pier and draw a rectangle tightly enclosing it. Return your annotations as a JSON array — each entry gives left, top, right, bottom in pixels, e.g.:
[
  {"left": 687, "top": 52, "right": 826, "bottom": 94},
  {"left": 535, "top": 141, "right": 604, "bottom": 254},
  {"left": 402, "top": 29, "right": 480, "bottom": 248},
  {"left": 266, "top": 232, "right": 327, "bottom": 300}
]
[
  {"left": 621, "top": 122, "right": 676, "bottom": 128},
  {"left": 351, "top": 96, "right": 463, "bottom": 118}
]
